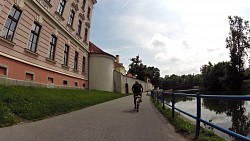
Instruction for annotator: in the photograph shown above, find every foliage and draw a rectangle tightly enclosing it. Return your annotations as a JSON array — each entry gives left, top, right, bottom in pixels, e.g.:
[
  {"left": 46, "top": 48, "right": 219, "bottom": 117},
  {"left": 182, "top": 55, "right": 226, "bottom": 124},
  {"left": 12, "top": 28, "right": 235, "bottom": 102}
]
[
  {"left": 226, "top": 16, "right": 250, "bottom": 72},
  {"left": 243, "top": 68, "right": 250, "bottom": 79},
  {"left": 128, "top": 55, "right": 144, "bottom": 79},
  {"left": 145, "top": 66, "right": 161, "bottom": 88},
  {"left": 0, "top": 103, "right": 15, "bottom": 127},
  {"left": 128, "top": 55, "right": 161, "bottom": 88},
  {"left": 200, "top": 61, "right": 242, "bottom": 90},
  {"left": 0, "top": 85, "right": 126, "bottom": 127},
  {"left": 161, "top": 74, "right": 202, "bottom": 90}
]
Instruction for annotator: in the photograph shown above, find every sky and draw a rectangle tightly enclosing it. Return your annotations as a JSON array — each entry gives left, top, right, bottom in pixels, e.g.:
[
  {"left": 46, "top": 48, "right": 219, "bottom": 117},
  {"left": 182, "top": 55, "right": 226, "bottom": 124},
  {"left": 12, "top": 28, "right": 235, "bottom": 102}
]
[{"left": 90, "top": 0, "right": 250, "bottom": 77}]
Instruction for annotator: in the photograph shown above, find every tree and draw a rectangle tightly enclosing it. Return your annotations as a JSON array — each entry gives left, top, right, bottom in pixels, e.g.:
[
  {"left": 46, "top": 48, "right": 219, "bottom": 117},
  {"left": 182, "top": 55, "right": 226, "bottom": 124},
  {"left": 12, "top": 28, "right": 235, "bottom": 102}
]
[
  {"left": 128, "top": 55, "right": 161, "bottom": 88},
  {"left": 226, "top": 16, "right": 250, "bottom": 72},
  {"left": 200, "top": 61, "right": 242, "bottom": 91},
  {"left": 128, "top": 55, "right": 142, "bottom": 77},
  {"left": 145, "top": 66, "right": 160, "bottom": 88}
]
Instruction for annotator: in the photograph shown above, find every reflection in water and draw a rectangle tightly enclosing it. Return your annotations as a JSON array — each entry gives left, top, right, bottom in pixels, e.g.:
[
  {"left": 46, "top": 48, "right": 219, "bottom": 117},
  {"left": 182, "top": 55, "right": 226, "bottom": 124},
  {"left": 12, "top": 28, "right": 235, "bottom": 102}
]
[
  {"left": 203, "top": 99, "right": 250, "bottom": 140},
  {"left": 161, "top": 91, "right": 250, "bottom": 140}
]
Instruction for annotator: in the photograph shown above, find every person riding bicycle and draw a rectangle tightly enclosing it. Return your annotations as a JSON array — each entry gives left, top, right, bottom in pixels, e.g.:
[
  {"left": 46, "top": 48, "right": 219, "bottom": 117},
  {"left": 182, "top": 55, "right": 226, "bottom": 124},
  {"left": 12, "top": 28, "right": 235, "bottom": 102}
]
[{"left": 132, "top": 81, "right": 143, "bottom": 109}]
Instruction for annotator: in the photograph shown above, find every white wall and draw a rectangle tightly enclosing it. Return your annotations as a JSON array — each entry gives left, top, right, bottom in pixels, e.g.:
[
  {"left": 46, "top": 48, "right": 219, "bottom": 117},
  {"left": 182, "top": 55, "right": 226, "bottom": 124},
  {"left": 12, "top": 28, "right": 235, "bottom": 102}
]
[
  {"left": 114, "top": 71, "right": 153, "bottom": 94},
  {"left": 89, "top": 54, "right": 115, "bottom": 92}
]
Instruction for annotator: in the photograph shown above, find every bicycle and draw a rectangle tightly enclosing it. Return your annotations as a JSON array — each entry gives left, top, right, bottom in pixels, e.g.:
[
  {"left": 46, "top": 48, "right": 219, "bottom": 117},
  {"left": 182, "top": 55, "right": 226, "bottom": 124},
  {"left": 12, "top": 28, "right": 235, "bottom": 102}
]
[{"left": 135, "top": 95, "right": 142, "bottom": 112}]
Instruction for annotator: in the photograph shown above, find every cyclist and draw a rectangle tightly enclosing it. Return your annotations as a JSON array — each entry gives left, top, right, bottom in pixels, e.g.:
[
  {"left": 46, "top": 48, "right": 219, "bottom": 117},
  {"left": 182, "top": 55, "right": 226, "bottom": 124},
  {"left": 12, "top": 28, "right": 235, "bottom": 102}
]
[{"left": 132, "top": 81, "right": 143, "bottom": 109}]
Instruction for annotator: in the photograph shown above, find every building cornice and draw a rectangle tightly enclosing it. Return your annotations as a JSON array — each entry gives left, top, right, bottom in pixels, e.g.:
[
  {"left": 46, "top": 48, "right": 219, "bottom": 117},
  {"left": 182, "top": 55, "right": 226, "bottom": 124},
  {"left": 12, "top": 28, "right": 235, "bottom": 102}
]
[
  {"left": 92, "top": 0, "right": 97, "bottom": 4},
  {"left": 26, "top": 0, "right": 89, "bottom": 53},
  {"left": 90, "top": 53, "right": 116, "bottom": 61}
]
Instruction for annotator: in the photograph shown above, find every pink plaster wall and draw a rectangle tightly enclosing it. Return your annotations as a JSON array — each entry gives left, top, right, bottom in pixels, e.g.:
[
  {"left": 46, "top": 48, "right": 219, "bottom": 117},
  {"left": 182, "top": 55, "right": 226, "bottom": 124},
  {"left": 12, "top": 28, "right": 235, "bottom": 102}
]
[
  {"left": 0, "top": 0, "right": 94, "bottom": 88},
  {"left": 0, "top": 55, "right": 88, "bottom": 88}
]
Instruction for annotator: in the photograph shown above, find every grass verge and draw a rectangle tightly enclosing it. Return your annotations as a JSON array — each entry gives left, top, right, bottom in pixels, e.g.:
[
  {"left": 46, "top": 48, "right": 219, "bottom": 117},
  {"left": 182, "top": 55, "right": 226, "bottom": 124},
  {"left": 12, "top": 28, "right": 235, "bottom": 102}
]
[
  {"left": 151, "top": 97, "right": 225, "bottom": 141},
  {"left": 0, "top": 85, "right": 127, "bottom": 127}
]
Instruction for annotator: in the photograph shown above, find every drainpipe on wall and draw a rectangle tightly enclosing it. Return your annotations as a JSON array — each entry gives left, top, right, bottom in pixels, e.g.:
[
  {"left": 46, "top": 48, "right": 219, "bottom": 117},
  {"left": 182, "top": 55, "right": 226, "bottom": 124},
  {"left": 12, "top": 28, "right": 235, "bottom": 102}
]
[{"left": 87, "top": 52, "right": 90, "bottom": 90}]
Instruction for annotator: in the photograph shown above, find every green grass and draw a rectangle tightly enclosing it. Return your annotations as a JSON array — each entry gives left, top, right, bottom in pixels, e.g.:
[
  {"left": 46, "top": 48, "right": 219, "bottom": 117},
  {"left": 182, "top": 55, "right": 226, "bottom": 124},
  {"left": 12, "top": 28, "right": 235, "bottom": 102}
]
[
  {"left": 152, "top": 98, "right": 225, "bottom": 141},
  {"left": 0, "top": 85, "right": 126, "bottom": 127}
]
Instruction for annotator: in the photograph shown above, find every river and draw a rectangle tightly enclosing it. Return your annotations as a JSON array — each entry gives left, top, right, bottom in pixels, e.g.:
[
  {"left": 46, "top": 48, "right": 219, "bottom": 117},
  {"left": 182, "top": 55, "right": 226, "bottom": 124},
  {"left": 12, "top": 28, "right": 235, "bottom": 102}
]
[{"left": 164, "top": 91, "right": 250, "bottom": 141}]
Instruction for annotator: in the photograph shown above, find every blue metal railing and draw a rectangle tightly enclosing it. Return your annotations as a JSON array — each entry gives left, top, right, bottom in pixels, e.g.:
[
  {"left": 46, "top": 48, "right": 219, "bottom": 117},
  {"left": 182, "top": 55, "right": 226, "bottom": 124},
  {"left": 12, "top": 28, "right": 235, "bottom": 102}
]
[{"left": 151, "top": 89, "right": 250, "bottom": 141}]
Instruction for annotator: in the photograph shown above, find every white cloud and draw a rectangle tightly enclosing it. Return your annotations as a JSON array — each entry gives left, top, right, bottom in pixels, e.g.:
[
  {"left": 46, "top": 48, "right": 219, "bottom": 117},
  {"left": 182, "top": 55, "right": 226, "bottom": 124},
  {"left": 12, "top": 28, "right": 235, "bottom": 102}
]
[{"left": 91, "top": 0, "right": 250, "bottom": 76}]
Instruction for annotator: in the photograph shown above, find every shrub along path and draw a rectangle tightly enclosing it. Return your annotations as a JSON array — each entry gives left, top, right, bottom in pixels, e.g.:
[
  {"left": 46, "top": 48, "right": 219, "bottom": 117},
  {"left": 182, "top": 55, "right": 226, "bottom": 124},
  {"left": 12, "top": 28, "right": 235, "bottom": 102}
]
[{"left": 0, "top": 92, "right": 188, "bottom": 141}]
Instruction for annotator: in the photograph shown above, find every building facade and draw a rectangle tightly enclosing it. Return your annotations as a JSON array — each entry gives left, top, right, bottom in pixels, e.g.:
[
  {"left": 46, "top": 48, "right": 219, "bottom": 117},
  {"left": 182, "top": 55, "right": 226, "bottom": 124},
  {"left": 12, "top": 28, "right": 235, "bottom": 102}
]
[
  {"left": 0, "top": 0, "right": 96, "bottom": 88},
  {"left": 89, "top": 42, "right": 153, "bottom": 93},
  {"left": 114, "top": 55, "right": 126, "bottom": 75},
  {"left": 89, "top": 42, "right": 115, "bottom": 92}
]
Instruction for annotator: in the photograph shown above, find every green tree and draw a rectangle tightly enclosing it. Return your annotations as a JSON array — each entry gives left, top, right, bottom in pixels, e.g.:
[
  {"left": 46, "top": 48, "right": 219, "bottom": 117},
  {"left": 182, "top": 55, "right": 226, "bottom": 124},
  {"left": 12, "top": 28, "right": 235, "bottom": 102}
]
[
  {"left": 200, "top": 61, "right": 242, "bottom": 91},
  {"left": 145, "top": 66, "right": 160, "bottom": 88},
  {"left": 128, "top": 55, "right": 142, "bottom": 77},
  {"left": 128, "top": 55, "right": 161, "bottom": 88},
  {"left": 226, "top": 16, "right": 250, "bottom": 72}
]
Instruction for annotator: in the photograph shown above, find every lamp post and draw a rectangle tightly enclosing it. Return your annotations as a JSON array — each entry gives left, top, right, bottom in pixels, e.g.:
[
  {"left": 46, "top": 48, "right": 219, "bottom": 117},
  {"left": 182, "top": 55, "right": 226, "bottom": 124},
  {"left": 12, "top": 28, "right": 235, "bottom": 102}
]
[{"left": 125, "top": 70, "right": 128, "bottom": 94}]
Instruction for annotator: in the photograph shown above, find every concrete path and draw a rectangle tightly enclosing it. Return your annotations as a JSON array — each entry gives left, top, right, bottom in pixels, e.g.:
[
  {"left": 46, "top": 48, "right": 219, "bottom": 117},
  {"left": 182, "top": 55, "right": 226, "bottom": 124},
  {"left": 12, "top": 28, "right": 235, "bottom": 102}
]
[{"left": 0, "top": 93, "right": 188, "bottom": 141}]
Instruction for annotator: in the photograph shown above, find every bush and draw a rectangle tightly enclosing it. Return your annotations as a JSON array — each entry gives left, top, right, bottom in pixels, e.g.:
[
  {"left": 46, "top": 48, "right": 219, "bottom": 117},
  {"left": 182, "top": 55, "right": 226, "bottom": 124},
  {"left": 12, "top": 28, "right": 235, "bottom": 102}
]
[{"left": 0, "top": 103, "right": 15, "bottom": 127}]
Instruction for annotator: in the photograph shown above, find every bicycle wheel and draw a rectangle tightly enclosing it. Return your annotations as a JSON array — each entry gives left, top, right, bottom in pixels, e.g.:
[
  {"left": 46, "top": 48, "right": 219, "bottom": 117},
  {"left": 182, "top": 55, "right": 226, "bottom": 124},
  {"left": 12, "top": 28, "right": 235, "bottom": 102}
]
[{"left": 136, "top": 98, "right": 140, "bottom": 112}]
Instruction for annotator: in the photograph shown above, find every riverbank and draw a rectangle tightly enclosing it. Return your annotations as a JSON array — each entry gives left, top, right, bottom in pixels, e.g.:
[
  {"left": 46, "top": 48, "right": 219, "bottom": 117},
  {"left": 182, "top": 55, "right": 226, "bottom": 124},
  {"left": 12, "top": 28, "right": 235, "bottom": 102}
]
[
  {"left": 151, "top": 97, "right": 225, "bottom": 141},
  {"left": 0, "top": 85, "right": 126, "bottom": 127}
]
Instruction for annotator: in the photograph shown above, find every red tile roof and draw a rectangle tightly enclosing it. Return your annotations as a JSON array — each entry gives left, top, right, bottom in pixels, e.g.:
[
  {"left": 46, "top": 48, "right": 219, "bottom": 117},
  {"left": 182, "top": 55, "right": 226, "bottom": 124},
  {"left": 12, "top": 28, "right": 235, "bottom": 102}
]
[
  {"left": 114, "top": 62, "right": 124, "bottom": 68},
  {"left": 89, "top": 42, "right": 115, "bottom": 58}
]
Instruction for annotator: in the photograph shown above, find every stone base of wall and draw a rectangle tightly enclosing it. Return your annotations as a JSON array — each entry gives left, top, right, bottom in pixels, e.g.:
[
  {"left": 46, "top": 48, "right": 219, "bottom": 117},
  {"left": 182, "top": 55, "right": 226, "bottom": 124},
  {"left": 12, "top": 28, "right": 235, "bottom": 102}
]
[{"left": 0, "top": 77, "right": 85, "bottom": 90}]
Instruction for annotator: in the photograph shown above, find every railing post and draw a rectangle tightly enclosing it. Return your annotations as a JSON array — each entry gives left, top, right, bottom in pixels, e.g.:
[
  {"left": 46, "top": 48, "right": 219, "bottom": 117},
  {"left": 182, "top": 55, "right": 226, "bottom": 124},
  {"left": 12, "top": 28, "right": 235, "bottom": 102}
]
[
  {"left": 162, "top": 92, "right": 165, "bottom": 110},
  {"left": 171, "top": 91, "right": 175, "bottom": 119},
  {"left": 195, "top": 93, "right": 201, "bottom": 139},
  {"left": 156, "top": 91, "right": 159, "bottom": 104}
]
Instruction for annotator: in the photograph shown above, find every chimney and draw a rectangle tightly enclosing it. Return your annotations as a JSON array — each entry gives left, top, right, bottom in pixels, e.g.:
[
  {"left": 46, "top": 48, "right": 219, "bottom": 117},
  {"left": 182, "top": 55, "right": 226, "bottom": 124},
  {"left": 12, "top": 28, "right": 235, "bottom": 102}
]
[{"left": 116, "top": 55, "right": 120, "bottom": 63}]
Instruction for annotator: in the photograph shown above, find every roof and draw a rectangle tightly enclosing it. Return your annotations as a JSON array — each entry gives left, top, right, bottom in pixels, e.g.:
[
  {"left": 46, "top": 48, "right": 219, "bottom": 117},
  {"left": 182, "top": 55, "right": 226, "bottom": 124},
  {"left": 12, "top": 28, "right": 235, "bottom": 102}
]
[
  {"left": 89, "top": 42, "right": 115, "bottom": 58},
  {"left": 127, "top": 73, "right": 136, "bottom": 78},
  {"left": 114, "top": 62, "right": 124, "bottom": 68}
]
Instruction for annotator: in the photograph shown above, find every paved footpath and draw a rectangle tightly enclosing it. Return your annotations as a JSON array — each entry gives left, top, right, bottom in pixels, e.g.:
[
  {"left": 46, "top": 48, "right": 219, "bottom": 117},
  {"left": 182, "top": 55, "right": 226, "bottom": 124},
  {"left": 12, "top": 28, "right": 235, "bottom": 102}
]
[{"left": 0, "top": 93, "right": 188, "bottom": 141}]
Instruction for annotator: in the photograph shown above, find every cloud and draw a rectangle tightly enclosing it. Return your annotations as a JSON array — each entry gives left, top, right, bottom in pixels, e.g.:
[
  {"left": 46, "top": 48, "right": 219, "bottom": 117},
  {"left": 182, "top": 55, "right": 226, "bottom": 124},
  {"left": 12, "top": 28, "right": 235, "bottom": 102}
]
[
  {"left": 182, "top": 41, "right": 191, "bottom": 49},
  {"left": 154, "top": 53, "right": 167, "bottom": 62},
  {"left": 91, "top": 0, "right": 250, "bottom": 76},
  {"left": 207, "top": 48, "right": 220, "bottom": 52},
  {"left": 120, "top": 0, "right": 133, "bottom": 9},
  {"left": 151, "top": 40, "right": 166, "bottom": 48},
  {"left": 169, "top": 57, "right": 181, "bottom": 63}
]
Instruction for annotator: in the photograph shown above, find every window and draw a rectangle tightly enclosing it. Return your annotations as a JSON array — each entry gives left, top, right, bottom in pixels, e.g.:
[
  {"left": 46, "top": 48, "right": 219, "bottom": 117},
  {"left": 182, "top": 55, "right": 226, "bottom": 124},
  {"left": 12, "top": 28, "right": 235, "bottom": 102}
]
[
  {"left": 77, "top": 20, "right": 82, "bottom": 35},
  {"left": 25, "top": 72, "right": 34, "bottom": 81},
  {"left": 68, "top": 10, "right": 75, "bottom": 27},
  {"left": 0, "top": 66, "right": 7, "bottom": 77},
  {"left": 48, "top": 35, "right": 57, "bottom": 60},
  {"left": 63, "top": 80, "right": 68, "bottom": 85},
  {"left": 63, "top": 45, "right": 69, "bottom": 66},
  {"left": 57, "top": 0, "right": 66, "bottom": 15},
  {"left": 82, "top": 0, "right": 86, "bottom": 11},
  {"left": 75, "top": 82, "right": 78, "bottom": 87},
  {"left": 1, "top": 6, "right": 21, "bottom": 41},
  {"left": 87, "top": 7, "right": 91, "bottom": 19},
  {"left": 84, "top": 28, "right": 88, "bottom": 43},
  {"left": 82, "top": 83, "right": 85, "bottom": 87},
  {"left": 48, "top": 77, "right": 54, "bottom": 83},
  {"left": 28, "top": 22, "right": 41, "bottom": 52},
  {"left": 82, "top": 56, "right": 86, "bottom": 73},
  {"left": 74, "top": 51, "right": 78, "bottom": 70}
]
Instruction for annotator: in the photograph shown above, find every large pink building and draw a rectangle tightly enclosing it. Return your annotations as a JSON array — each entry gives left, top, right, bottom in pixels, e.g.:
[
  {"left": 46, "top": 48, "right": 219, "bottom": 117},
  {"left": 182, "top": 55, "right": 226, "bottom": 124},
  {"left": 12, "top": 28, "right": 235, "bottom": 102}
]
[{"left": 0, "top": 0, "right": 97, "bottom": 88}]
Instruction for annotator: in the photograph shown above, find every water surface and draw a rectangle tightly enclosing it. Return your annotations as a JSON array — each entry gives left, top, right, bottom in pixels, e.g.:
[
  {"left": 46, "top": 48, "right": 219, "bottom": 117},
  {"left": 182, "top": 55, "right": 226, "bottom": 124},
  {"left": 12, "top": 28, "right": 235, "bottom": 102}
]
[{"left": 164, "top": 93, "right": 250, "bottom": 141}]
